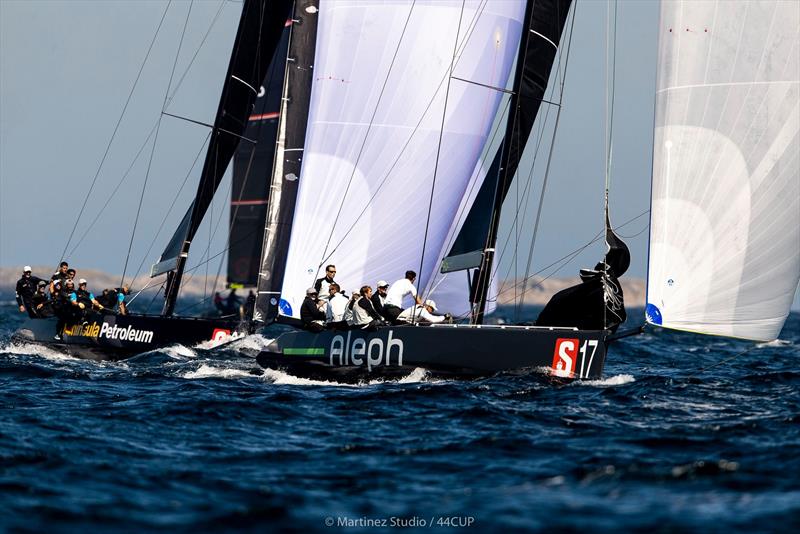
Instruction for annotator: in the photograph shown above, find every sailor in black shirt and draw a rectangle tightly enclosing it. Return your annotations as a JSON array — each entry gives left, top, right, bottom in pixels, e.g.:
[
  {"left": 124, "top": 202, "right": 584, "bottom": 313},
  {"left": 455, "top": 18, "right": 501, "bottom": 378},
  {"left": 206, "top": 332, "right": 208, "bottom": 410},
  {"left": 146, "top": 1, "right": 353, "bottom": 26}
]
[
  {"left": 50, "top": 261, "right": 69, "bottom": 295},
  {"left": 371, "top": 280, "right": 389, "bottom": 318},
  {"left": 300, "top": 288, "right": 326, "bottom": 332},
  {"left": 314, "top": 264, "right": 338, "bottom": 299},
  {"left": 16, "top": 266, "right": 45, "bottom": 317},
  {"left": 30, "top": 281, "right": 53, "bottom": 318}
]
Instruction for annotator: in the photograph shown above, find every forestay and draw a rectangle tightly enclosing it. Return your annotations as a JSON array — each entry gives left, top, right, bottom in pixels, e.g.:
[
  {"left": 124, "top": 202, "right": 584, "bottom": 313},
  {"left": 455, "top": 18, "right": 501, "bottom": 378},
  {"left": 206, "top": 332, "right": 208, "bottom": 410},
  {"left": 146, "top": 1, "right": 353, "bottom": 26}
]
[
  {"left": 279, "top": 0, "right": 526, "bottom": 318},
  {"left": 646, "top": 0, "right": 800, "bottom": 341}
]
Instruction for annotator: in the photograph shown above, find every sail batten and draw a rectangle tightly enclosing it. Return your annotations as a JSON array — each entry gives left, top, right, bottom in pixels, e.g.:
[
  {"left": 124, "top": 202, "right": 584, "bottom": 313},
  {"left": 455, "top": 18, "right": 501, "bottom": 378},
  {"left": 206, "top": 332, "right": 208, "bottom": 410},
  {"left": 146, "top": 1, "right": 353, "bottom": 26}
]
[{"left": 646, "top": 0, "right": 800, "bottom": 342}]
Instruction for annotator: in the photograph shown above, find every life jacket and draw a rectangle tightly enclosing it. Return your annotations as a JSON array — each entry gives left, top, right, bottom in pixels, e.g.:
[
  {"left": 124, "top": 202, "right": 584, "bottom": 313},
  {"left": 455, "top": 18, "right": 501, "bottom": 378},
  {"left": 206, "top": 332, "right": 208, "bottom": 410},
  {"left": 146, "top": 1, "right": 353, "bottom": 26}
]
[{"left": 76, "top": 289, "right": 93, "bottom": 307}]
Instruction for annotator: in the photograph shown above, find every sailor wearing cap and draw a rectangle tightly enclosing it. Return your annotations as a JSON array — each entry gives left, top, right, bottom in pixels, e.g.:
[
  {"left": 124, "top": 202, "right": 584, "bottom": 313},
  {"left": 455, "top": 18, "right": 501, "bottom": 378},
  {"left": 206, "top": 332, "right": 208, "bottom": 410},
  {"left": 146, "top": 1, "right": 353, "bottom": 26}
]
[
  {"left": 15, "top": 266, "right": 45, "bottom": 317},
  {"left": 397, "top": 299, "right": 448, "bottom": 324},
  {"left": 300, "top": 287, "right": 326, "bottom": 332},
  {"left": 71, "top": 278, "right": 105, "bottom": 315},
  {"left": 371, "top": 280, "right": 390, "bottom": 318}
]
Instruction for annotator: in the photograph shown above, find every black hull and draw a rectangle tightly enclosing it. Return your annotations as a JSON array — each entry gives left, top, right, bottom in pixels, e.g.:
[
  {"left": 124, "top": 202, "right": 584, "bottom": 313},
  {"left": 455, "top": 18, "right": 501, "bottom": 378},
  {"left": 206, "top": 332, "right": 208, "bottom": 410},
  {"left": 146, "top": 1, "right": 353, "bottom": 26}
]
[
  {"left": 12, "top": 313, "right": 241, "bottom": 361},
  {"left": 257, "top": 324, "right": 607, "bottom": 382}
]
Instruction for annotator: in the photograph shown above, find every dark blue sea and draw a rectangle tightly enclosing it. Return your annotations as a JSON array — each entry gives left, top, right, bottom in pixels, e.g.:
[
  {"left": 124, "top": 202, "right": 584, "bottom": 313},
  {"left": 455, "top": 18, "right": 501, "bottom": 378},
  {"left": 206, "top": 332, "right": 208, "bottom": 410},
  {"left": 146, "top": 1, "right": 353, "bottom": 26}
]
[{"left": 1, "top": 303, "right": 798, "bottom": 532}]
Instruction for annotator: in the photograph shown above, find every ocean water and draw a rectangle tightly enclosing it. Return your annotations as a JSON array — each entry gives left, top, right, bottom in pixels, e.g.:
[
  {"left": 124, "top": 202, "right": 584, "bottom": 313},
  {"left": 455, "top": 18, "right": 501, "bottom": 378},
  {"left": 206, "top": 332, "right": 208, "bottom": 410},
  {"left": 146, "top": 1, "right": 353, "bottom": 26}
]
[{"left": 0, "top": 303, "right": 798, "bottom": 532}]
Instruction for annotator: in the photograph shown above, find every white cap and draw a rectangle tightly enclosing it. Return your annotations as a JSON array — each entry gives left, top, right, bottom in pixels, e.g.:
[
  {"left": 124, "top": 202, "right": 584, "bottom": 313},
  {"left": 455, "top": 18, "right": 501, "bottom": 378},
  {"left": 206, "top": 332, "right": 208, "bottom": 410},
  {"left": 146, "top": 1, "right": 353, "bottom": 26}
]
[
  {"left": 23, "top": 266, "right": 32, "bottom": 272},
  {"left": 79, "top": 278, "right": 87, "bottom": 285},
  {"left": 306, "top": 287, "right": 318, "bottom": 295},
  {"left": 423, "top": 299, "right": 437, "bottom": 312},
  {"left": 377, "top": 280, "right": 389, "bottom": 288}
]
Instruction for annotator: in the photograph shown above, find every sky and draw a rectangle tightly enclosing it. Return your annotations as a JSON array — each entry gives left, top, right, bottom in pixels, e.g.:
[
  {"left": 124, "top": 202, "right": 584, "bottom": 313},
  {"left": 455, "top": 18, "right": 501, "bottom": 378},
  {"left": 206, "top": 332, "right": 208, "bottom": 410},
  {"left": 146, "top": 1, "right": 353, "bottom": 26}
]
[{"left": 1, "top": 0, "right": 798, "bottom": 308}]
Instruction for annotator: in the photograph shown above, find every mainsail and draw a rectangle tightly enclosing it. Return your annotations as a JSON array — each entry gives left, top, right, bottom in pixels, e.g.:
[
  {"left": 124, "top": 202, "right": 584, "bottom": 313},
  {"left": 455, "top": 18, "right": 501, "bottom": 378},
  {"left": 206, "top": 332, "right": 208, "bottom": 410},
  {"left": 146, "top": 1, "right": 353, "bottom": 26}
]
[
  {"left": 254, "top": 0, "right": 321, "bottom": 324},
  {"left": 646, "top": 0, "right": 800, "bottom": 341},
  {"left": 227, "top": 22, "right": 291, "bottom": 288},
  {"left": 152, "top": 0, "right": 293, "bottom": 315},
  {"left": 275, "top": 0, "right": 527, "bottom": 319}
]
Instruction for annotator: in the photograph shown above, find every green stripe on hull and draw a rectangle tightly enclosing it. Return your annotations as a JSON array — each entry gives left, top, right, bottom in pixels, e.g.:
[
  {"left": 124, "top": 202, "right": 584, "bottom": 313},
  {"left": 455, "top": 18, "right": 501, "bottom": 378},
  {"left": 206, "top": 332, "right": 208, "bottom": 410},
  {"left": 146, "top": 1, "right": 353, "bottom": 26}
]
[{"left": 283, "top": 347, "right": 325, "bottom": 356}]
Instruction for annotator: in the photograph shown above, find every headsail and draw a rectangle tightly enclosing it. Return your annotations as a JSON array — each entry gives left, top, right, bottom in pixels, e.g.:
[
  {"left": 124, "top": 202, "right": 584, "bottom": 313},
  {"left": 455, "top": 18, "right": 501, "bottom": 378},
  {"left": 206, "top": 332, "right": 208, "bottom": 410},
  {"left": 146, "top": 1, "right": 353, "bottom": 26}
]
[
  {"left": 646, "top": 0, "right": 800, "bottom": 341},
  {"left": 276, "top": 0, "right": 527, "bottom": 319},
  {"left": 227, "top": 22, "right": 291, "bottom": 288},
  {"left": 152, "top": 0, "right": 293, "bottom": 315}
]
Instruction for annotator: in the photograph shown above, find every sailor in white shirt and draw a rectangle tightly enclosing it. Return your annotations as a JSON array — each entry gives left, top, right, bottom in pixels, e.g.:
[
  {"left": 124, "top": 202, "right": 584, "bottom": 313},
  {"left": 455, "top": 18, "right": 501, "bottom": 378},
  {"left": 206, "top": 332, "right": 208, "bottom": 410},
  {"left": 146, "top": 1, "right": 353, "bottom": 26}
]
[
  {"left": 383, "top": 270, "right": 423, "bottom": 322},
  {"left": 325, "top": 283, "right": 349, "bottom": 330},
  {"left": 397, "top": 299, "right": 447, "bottom": 324}
]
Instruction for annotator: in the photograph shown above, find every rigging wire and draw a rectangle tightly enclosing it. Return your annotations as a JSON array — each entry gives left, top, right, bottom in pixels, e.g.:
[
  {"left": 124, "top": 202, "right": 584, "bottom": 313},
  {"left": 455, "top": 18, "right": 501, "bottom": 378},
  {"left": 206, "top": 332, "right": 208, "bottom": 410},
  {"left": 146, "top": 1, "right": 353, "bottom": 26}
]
[
  {"left": 121, "top": 0, "right": 195, "bottom": 288},
  {"left": 603, "top": 0, "right": 619, "bottom": 331},
  {"left": 482, "top": 1, "right": 577, "bottom": 313},
  {"left": 315, "top": 0, "right": 491, "bottom": 267},
  {"left": 516, "top": 2, "right": 579, "bottom": 315},
  {"left": 493, "top": 209, "right": 649, "bottom": 304},
  {"left": 58, "top": 0, "right": 173, "bottom": 267},
  {"left": 63, "top": 0, "right": 227, "bottom": 259},
  {"left": 315, "top": 0, "right": 418, "bottom": 280},
  {"left": 416, "top": 0, "right": 467, "bottom": 322}
]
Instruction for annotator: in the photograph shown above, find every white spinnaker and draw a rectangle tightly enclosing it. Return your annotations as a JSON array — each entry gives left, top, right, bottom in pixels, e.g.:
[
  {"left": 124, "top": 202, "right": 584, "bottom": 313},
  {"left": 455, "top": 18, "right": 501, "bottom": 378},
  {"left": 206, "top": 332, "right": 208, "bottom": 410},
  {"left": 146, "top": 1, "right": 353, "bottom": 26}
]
[
  {"left": 646, "top": 0, "right": 800, "bottom": 341},
  {"left": 279, "top": 0, "right": 525, "bottom": 317}
]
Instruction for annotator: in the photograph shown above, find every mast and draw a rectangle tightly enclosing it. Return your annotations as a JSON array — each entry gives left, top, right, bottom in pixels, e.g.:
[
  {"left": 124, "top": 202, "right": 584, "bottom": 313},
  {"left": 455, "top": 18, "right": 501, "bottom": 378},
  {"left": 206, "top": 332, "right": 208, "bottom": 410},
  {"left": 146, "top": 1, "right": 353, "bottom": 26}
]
[
  {"left": 253, "top": 0, "right": 320, "bottom": 325},
  {"left": 471, "top": 0, "right": 572, "bottom": 324},
  {"left": 227, "top": 23, "right": 291, "bottom": 288},
  {"left": 155, "top": 0, "right": 293, "bottom": 316}
]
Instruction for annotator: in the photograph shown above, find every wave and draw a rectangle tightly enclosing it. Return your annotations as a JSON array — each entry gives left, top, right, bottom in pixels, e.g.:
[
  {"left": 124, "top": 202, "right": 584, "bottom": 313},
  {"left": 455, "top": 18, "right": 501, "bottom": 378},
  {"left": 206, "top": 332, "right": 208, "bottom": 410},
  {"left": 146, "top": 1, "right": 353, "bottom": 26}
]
[
  {"left": 576, "top": 374, "right": 636, "bottom": 387},
  {"left": 259, "top": 366, "right": 433, "bottom": 387},
  {"left": 0, "top": 340, "right": 77, "bottom": 362},
  {"left": 181, "top": 364, "right": 253, "bottom": 380},
  {"left": 755, "top": 339, "right": 792, "bottom": 348}
]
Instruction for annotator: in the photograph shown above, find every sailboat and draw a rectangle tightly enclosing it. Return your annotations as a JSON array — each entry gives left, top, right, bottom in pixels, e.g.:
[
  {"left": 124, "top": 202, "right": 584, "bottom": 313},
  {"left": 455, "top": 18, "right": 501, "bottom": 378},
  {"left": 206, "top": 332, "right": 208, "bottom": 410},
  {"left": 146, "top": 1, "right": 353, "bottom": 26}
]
[
  {"left": 251, "top": 0, "right": 799, "bottom": 380},
  {"left": 12, "top": 0, "right": 296, "bottom": 359}
]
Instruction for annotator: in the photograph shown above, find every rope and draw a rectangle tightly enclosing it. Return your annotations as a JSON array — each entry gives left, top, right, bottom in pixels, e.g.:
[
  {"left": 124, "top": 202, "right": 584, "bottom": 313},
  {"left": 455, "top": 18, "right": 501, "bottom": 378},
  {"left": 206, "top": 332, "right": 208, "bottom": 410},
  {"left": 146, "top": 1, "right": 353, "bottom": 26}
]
[
  {"left": 121, "top": 0, "right": 194, "bottom": 288},
  {"left": 58, "top": 1, "right": 173, "bottom": 267},
  {"left": 687, "top": 345, "right": 758, "bottom": 379}
]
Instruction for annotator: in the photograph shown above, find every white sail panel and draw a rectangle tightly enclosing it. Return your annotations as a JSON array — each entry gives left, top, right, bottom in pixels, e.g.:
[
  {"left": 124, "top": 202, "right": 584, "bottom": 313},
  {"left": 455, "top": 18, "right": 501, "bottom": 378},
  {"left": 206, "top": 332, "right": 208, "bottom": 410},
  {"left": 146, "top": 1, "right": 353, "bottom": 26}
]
[
  {"left": 646, "top": 0, "right": 800, "bottom": 341},
  {"left": 279, "top": 0, "right": 525, "bottom": 317}
]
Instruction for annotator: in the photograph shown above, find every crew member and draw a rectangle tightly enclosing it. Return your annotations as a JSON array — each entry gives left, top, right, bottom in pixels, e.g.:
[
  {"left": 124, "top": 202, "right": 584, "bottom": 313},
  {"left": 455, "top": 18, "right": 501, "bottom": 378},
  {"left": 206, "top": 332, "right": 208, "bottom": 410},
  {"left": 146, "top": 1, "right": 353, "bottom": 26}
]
[
  {"left": 325, "top": 283, "right": 350, "bottom": 330},
  {"left": 397, "top": 299, "right": 448, "bottom": 324},
  {"left": 66, "top": 268, "right": 76, "bottom": 282},
  {"left": 54, "top": 280, "right": 79, "bottom": 340},
  {"left": 15, "top": 266, "right": 45, "bottom": 317},
  {"left": 50, "top": 262, "right": 69, "bottom": 295},
  {"left": 351, "top": 286, "right": 385, "bottom": 330},
  {"left": 244, "top": 290, "right": 256, "bottom": 321},
  {"left": 97, "top": 286, "right": 130, "bottom": 315},
  {"left": 371, "top": 280, "right": 389, "bottom": 318},
  {"left": 31, "top": 281, "right": 53, "bottom": 318},
  {"left": 383, "top": 270, "right": 423, "bottom": 322},
  {"left": 314, "top": 265, "right": 338, "bottom": 298},
  {"left": 300, "top": 288, "right": 326, "bottom": 332},
  {"left": 72, "top": 279, "right": 105, "bottom": 319},
  {"left": 226, "top": 289, "right": 243, "bottom": 316},
  {"left": 344, "top": 289, "right": 361, "bottom": 327}
]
